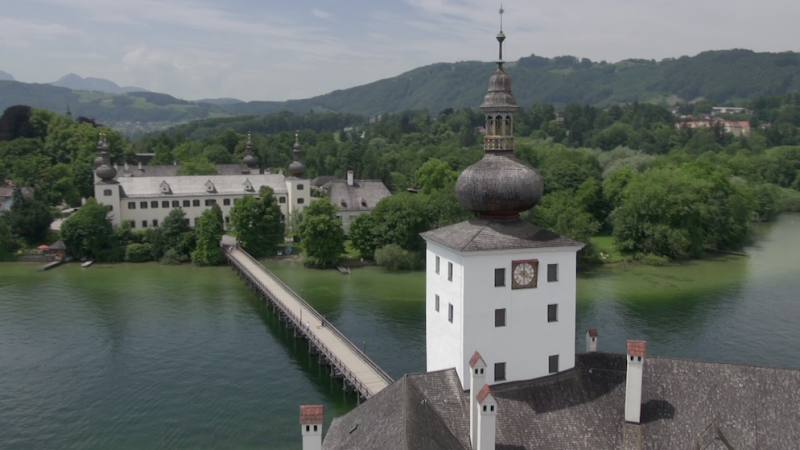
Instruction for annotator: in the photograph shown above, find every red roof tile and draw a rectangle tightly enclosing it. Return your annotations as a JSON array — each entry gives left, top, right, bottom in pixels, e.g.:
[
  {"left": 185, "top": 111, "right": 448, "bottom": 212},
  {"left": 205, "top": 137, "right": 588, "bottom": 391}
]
[
  {"left": 588, "top": 328, "right": 598, "bottom": 338},
  {"left": 300, "top": 405, "right": 324, "bottom": 425},
  {"left": 627, "top": 340, "right": 647, "bottom": 358},
  {"left": 469, "top": 351, "right": 485, "bottom": 368},
  {"left": 476, "top": 384, "right": 493, "bottom": 404}
]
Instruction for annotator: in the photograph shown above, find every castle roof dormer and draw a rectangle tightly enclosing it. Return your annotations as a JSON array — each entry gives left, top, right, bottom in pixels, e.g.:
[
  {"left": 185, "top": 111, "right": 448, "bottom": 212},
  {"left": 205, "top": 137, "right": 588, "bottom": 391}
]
[
  {"left": 160, "top": 180, "right": 171, "bottom": 194},
  {"left": 205, "top": 179, "right": 216, "bottom": 193}
]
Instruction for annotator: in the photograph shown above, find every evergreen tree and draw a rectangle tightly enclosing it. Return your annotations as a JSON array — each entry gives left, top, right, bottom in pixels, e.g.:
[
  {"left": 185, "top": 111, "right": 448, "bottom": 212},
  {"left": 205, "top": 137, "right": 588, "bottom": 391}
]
[
  {"left": 298, "top": 200, "right": 344, "bottom": 266},
  {"left": 191, "top": 204, "right": 224, "bottom": 266},
  {"left": 8, "top": 188, "right": 52, "bottom": 244}
]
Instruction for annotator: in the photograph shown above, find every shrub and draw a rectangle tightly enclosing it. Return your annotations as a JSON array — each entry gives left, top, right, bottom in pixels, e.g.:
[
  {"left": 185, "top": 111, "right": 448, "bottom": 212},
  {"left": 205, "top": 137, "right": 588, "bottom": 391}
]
[
  {"left": 640, "top": 253, "right": 669, "bottom": 266},
  {"left": 160, "top": 248, "right": 188, "bottom": 265},
  {"left": 375, "top": 244, "right": 422, "bottom": 271},
  {"left": 125, "top": 243, "right": 154, "bottom": 263}
]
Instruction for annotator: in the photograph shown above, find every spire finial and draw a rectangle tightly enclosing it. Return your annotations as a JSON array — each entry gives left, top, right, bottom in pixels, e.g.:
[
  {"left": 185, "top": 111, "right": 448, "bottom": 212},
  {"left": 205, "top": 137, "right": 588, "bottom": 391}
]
[{"left": 496, "top": 6, "right": 506, "bottom": 65}]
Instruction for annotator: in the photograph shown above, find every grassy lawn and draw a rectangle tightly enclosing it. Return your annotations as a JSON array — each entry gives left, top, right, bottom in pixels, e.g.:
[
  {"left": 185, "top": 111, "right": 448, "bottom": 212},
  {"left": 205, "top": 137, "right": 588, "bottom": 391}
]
[
  {"left": 343, "top": 240, "right": 361, "bottom": 260},
  {"left": 590, "top": 235, "right": 624, "bottom": 264}
]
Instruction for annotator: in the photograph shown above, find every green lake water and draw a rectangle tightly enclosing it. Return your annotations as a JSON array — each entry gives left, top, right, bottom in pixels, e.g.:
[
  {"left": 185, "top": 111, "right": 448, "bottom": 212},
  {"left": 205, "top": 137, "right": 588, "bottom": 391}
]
[{"left": 1, "top": 214, "right": 799, "bottom": 449}]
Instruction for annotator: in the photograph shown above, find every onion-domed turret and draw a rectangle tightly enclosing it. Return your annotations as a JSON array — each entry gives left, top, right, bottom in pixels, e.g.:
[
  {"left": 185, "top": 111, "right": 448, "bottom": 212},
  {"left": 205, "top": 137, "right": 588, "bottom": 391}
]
[
  {"left": 94, "top": 133, "right": 117, "bottom": 181},
  {"left": 288, "top": 132, "right": 306, "bottom": 177},
  {"left": 454, "top": 20, "right": 543, "bottom": 219},
  {"left": 243, "top": 133, "right": 258, "bottom": 168}
]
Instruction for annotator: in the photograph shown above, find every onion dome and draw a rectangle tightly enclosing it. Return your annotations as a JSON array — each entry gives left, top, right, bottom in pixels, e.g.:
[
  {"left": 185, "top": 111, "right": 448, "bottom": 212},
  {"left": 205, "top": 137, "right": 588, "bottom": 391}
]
[
  {"left": 93, "top": 154, "right": 105, "bottom": 168},
  {"left": 96, "top": 163, "right": 118, "bottom": 181},
  {"left": 243, "top": 133, "right": 258, "bottom": 168},
  {"left": 455, "top": 14, "right": 543, "bottom": 219},
  {"left": 94, "top": 133, "right": 117, "bottom": 181},
  {"left": 288, "top": 132, "right": 306, "bottom": 177}
]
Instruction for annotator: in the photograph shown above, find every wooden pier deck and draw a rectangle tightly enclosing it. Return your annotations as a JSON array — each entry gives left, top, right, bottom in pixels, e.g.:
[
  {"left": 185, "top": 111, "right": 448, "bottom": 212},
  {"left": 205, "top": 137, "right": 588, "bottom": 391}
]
[{"left": 225, "top": 246, "right": 393, "bottom": 399}]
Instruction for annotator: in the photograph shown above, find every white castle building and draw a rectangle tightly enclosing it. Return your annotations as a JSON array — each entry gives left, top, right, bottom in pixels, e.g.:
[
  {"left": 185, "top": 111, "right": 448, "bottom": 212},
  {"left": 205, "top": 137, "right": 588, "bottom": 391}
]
[{"left": 93, "top": 134, "right": 310, "bottom": 228}]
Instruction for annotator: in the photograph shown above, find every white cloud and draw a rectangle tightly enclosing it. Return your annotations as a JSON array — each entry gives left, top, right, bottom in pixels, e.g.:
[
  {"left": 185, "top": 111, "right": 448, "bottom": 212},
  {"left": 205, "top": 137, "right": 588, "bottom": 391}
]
[{"left": 311, "top": 8, "right": 331, "bottom": 19}]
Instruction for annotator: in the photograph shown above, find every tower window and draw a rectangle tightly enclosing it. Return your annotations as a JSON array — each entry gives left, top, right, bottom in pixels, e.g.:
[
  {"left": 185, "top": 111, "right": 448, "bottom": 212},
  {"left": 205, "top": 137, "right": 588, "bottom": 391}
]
[
  {"left": 172, "top": 201, "right": 179, "bottom": 208},
  {"left": 313, "top": 425, "right": 317, "bottom": 432},
  {"left": 548, "top": 264, "right": 559, "bottom": 282},
  {"left": 548, "top": 304, "right": 558, "bottom": 322},
  {"left": 494, "top": 362, "right": 506, "bottom": 381},
  {"left": 297, "top": 184, "right": 304, "bottom": 190},
  {"left": 448, "top": 304, "right": 453, "bottom": 323},
  {"left": 549, "top": 355, "right": 559, "bottom": 374},
  {"left": 494, "top": 268, "right": 505, "bottom": 287},
  {"left": 223, "top": 198, "right": 230, "bottom": 206},
  {"left": 142, "top": 220, "right": 148, "bottom": 228},
  {"left": 435, "top": 294, "right": 440, "bottom": 312},
  {"left": 193, "top": 200, "right": 200, "bottom": 207},
  {"left": 297, "top": 198, "right": 305, "bottom": 204},
  {"left": 103, "top": 189, "right": 112, "bottom": 196},
  {"left": 447, "top": 262, "right": 453, "bottom": 281},
  {"left": 306, "top": 425, "right": 309, "bottom": 432},
  {"left": 152, "top": 219, "right": 158, "bottom": 227},
  {"left": 495, "top": 308, "right": 506, "bottom": 327},
  {"left": 435, "top": 256, "right": 440, "bottom": 274}
]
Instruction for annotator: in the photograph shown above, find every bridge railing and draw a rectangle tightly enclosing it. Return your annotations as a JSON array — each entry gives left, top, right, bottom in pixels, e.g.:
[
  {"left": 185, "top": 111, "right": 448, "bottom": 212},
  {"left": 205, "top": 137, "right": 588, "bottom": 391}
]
[{"left": 226, "top": 247, "right": 393, "bottom": 395}]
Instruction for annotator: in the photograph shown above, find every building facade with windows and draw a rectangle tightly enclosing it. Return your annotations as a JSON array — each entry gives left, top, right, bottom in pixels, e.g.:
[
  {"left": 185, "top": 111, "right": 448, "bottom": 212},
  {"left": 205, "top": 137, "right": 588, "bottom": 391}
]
[{"left": 92, "top": 134, "right": 310, "bottom": 228}]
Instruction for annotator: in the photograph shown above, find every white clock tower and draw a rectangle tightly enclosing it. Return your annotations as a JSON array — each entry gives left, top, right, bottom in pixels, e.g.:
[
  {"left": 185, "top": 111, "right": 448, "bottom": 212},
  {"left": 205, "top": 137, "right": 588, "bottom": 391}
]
[{"left": 421, "top": 22, "right": 583, "bottom": 390}]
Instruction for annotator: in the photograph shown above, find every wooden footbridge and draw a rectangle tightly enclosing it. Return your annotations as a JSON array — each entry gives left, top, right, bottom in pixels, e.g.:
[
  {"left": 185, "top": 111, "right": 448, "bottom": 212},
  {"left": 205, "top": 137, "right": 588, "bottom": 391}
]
[{"left": 223, "top": 244, "right": 393, "bottom": 400}]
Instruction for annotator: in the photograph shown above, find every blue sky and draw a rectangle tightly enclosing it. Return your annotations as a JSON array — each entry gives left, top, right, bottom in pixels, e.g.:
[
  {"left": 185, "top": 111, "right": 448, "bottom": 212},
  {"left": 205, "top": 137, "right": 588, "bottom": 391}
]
[{"left": 2, "top": 0, "right": 799, "bottom": 101}]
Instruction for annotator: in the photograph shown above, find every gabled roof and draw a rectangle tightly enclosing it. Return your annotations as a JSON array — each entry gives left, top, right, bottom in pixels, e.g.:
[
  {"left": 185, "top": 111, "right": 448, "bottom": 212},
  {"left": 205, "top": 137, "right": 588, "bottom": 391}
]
[
  {"left": 327, "top": 180, "right": 391, "bottom": 212},
  {"left": 300, "top": 405, "right": 324, "bottom": 425},
  {"left": 322, "top": 369, "right": 470, "bottom": 450},
  {"left": 421, "top": 217, "right": 583, "bottom": 252}
]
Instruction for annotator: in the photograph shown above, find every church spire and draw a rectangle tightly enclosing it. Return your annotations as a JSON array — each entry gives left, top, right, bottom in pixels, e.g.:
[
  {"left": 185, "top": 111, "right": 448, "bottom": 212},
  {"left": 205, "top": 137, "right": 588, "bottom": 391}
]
[
  {"left": 288, "top": 131, "right": 307, "bottom": 178},
  {"left": 243, "top": 132, "right": 258, "bottom": 169}
]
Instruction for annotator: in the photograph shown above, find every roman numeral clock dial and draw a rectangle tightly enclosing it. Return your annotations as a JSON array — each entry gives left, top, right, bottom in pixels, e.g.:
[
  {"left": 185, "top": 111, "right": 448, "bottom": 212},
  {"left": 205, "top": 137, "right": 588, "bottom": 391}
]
[{"left": 511, "top": 259, "right": 539, "bottom": 289}]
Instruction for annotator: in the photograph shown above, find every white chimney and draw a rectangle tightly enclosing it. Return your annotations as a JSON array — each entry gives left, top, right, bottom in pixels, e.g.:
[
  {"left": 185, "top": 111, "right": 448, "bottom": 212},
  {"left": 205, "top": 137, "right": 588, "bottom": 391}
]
[
  {"left": 469, "top": 351, "right": 487, "bottom": 447},
  {"left": 300, "top": 405, "right": 323, "bottom": 450},
  {"left": 586, "top": 328, "right": 598, "bottom": 353},
  {"left": 476, "top": 384, "right": 497, "bottom": 450},
  {"left": 347, "top": 170, "right": 354, "bottom": 186},
  {"left": 625, "top": 340, "right": 646, "bottom": 424},
  {"left": 138, "top": 161, "right": 142, "bottom": 170}
]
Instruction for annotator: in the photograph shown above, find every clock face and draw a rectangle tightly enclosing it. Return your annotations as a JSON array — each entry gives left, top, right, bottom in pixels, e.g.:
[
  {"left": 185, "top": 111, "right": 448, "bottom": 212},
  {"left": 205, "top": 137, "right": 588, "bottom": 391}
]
[{"left": 511, "top": 259, "right": 538, "bottom": 289}]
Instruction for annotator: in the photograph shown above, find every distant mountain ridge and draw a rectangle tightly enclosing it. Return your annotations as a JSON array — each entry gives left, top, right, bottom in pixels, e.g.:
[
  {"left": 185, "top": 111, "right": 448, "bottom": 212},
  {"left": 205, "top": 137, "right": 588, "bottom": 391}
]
[
  {"left": 50, "top": 73, "right": 147, "bottom": 94},
  {"left": 1, "top": 49, "right": 799, "bottom": 132},
  {"left": 0, "top": 70, "right": 14, "bottom": 81}
]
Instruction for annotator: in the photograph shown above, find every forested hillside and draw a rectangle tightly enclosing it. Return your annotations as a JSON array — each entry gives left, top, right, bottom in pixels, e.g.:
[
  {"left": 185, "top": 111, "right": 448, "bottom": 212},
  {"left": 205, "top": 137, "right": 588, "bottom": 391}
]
[{"left": 2, "top": 50, "right": 799, "bottom": 134}]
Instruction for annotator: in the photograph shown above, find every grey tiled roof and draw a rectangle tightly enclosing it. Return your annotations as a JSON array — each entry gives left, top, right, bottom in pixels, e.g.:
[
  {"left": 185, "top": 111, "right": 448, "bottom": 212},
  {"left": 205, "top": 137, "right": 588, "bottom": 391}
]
[
  {"left": 324, "top": 354, "right": 800, "bottom": 449},
  {"left": 421, "top": 218, "right": 583, "bottom": 252},
  {"left": 327, "top": 180, "right": 391, "bottom": 212},
  {"left": 322, "top": 369, "right": 470, "bottom": 450},
  {"left": 114, "top": 164, "right": 252, "bottom": 179},
  {"left": 116, "top": 174, "right": 288, "bottom": 198},
  {"left": 311, "top": 175, "right": 336, "bottom": 188}
]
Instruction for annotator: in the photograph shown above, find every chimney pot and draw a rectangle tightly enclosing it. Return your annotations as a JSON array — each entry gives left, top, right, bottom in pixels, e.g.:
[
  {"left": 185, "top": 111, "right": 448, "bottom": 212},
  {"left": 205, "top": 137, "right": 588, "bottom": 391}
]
[
  {"left": 586, "top": 328, "right": 598, "bottom": 353},
  {"left": 476, "top": 384, "right": 497, "bottom": 450},
  {"left": 138, "top": 161, "right": 142, "bottom": 170},
  {"left": 300, "top": 405, "right": 324, "bottom": 450},
  {"left": 347, "top": 170, "right": 354, "bottom": 186},
  {"left": 625, "top": 340, "right": 646, "bottom": 424},
  {"left": 469, "top": 351, "right": 487, "bottom": 448}
]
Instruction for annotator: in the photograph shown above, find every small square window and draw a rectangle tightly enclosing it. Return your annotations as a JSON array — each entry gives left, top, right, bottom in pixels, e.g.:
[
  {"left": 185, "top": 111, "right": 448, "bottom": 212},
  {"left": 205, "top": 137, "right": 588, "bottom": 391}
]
[
  {"left": 435, "top": 256, "right": 440, "bottom": 274},
  {"left": 448, "top": 304, "right": 453, "bottom": 323},
  {"left": 297, "top": 184, "right": 304, "bottom": 190},
  {"left": 447, "top": 262, "right": 453, "bottom": 281},
  {"left": 152, "top": 219, "right": 158, "bottom": 227},
  {"left": 495, "top": 308, "right": 506, "bottom": 327},
  {"left": 548, "top": 304, "right": 558, "bottom": 322},
  {"left": 103, "top": 189, "right": 112, "bottom": 196},
  {"left": 105, "top": 205, "right": 113, "bottom": 211},
  {"left": 128, "top": 202, "right": 136, "bottom": 210},
  {"left": 313, "top": 425, "right": 317, "bottom": 432},
  {"left": 435, "top": 294, "right": 440, "bottom": 312},
  {"left": 162, "top": 201, "right": 169, "bottom": 208},
  {"left": 130, "top": 221, "right": 135, "bottom": 228},
  {"left": 279, "top": 197, "right": 286, "bottom": 204},
  {"left": 183, "top": 200, "right": 190, "bottom": 207},
  {"left": 205, "top": 199, "right": 216, "bottom": 206},
  {"left": 151, "top": 201, "right": 158, "bottom": 208},
  {"left": 140, "top": 201, "right": 148, "bottom": 209},
  {"left": 305, "top": 425, "right": 309, "bottom": 432},
  {"left": 297, "top": 198, "right": 305, "bottom": 204},
  {"left": 548, "top": 263, "right": 558, "bottom": 282},
  {"left": 549, "top": 355, "right": 559, "bottom": 374},
  {"left": 192, "top": 200, "right": 200, "bottom": 207},
  {"left": 224, "top": 216, "right": 230, "bottom": 223},
  {"left": 223, "top": 198, "right": 230, "bottom": 206},
  {"left": 142, "top": 220, "right": 148, "bottom": 228},
  {"left": 494, "top": 268, "right": 505, "bottom": 287},
  {"left": 172, "top": 200, "right": 179, "bottom": 208},
  {"left": 494, "top": 362, "right": 506, "bottom": 381}
]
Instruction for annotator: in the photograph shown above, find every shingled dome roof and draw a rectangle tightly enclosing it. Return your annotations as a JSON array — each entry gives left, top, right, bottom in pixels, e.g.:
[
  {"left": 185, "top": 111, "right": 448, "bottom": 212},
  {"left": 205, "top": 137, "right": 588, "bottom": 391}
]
[{"left": 288, "top": 133, "right": 306, "bottom": 177}]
